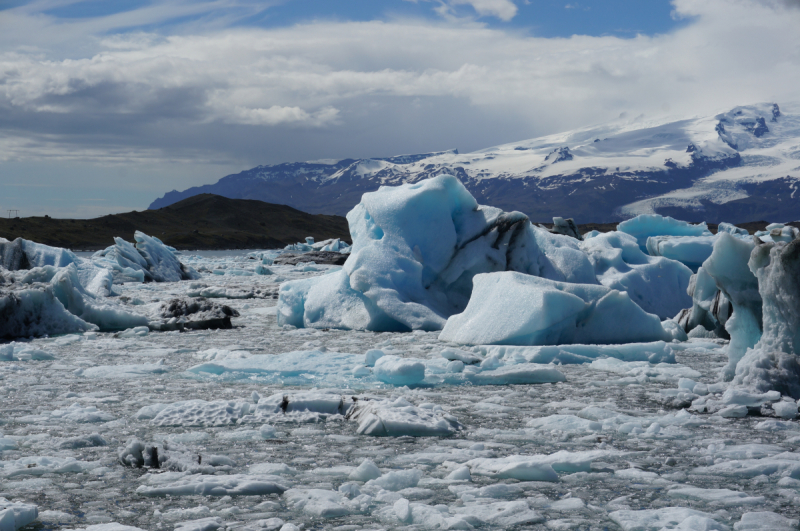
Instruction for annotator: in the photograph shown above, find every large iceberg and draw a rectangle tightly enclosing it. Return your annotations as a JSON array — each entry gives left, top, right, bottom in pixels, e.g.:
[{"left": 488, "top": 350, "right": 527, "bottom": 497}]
[
  {"left": 0, "top": 237, "right": 114, "bottom": 297},
  {"left": 439, "top": 271, "right": 683, "bottom": 346},
  {"left": 730, "top": 238, "right": 800, "bottom": 397},
  {"left": 277, "top": 175, "right": 597, "bottom": 331},
  {"left": 580, "top": 231, "right": 692, "bottom": 318},
  {"left": 677, "top": 233, "right": 763, "bottom": 379},
  {"left": 0, "top": 280, "right": 94, "bottom": 339}
]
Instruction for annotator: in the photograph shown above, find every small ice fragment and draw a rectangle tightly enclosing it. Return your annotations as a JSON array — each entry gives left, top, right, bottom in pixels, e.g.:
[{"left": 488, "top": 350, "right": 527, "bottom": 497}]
[
  {"left": 447, "top": 467, "right": 472, "bottom": 481},
  {"left": 373, "top": 355, "right": 425, "bottom": 386},
  {"left": 718, "top": 405, "right": 748, "bottom": 418},
  {"left": 260, "top": 425, "right": 277, "bottom": 439},
  {"left": 352, "top": 366, "right": 371, "bottom": 378},
  {"left": 773, "top": 401, "right": 798, "bottom": 420},
  {"left": 338, "top": 483, "right": 361, "bottom": 498},
  {"left": 349, "top": 459, "right": 382, "bottom": 482},
  {"left": 394, "top": 498, "right": 412, "bottom": 523},
  {"left": 365, "top": 349, "right": 385, "bottom": 367},
  {"left": 446, "top": 360, "right": 464, "bottom": 373},
  {"left": 366, "top": 469, "right": 422, "bottom": 491}
]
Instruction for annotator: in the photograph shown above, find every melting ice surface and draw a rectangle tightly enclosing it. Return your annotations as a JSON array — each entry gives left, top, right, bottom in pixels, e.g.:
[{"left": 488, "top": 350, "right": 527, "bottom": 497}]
[{"left": 1, "top": 248, "right": 799, "bottom": 531}]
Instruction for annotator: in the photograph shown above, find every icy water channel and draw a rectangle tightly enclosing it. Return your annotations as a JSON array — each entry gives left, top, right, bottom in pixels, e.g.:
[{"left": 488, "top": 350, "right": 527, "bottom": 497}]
[{"left": 2, "top": 251, "right": 799, "bottom": 531}]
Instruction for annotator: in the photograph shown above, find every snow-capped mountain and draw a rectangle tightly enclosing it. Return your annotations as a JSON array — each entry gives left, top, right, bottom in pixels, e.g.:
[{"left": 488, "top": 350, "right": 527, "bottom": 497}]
[{"left": 149, "top": 103, "right": 800, "bottom": 223}]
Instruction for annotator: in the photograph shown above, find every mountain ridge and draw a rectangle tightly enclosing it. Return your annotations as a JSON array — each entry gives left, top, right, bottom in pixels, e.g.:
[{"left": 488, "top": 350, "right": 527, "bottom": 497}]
[{"left": 149, "top": 103, "right": 800, "bottom": 223}]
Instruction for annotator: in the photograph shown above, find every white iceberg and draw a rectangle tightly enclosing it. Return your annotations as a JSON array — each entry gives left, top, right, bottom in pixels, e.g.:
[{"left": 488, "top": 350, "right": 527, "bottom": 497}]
[
  {"left": 0, "top": 237, "right": 114, "bottom": 297},
  {"left": 277, "top": 175, "right": 597, "bottom": 331},
  {"left": 347, "top": 397, "right": 463, "bottom": 437},
  {"left": 96, "top": 231, "right": 199, "bottom": 283},
  {"left": 581, "top": 230, "right": 693, "bottom": 318},
  {"left": 617, "top": 214, "right": 711, "bottom": 250},
  {"left": 729, "top": 238, "right": 800, "bottom": 397},
  {"left": 439, "top": 271, "right": 682, "bottom": 346}
]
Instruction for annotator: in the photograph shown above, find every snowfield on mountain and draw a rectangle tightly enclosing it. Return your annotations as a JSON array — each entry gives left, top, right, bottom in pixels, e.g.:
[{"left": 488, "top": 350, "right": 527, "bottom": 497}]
[{"left": 151, "top": 102, "right": 800, "bottom": 223}]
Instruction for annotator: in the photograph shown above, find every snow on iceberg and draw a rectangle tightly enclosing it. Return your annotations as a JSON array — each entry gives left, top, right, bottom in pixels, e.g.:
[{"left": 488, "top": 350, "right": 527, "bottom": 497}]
[
  {"left": 439, "top": 271, "right": 683, "bottom": 346},
  {"left": 277, "top": 175, "right": 597, "bottom": 332},
  {"left": 617, "top": 214, "right": 711, "bottom": 251},
  {"left": 580, "top": 230, "right": 692, "bottom": 318}
]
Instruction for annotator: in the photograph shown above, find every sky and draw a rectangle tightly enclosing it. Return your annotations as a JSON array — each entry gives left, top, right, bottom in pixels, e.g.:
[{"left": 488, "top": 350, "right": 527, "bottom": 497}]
[{"left": 1, "top": 0, "right": 799, "bottom": 218}]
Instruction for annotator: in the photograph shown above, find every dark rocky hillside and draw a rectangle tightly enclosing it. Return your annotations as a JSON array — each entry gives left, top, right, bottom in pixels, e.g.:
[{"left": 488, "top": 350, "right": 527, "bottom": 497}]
[{"left": 0, "top": 194, "right": 350, "bottom": 251}]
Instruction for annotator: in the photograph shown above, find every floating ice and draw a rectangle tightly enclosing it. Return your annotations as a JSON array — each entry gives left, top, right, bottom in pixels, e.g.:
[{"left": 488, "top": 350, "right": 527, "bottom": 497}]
[
  {"left": 50, "top": 264, "right": 149, "bottom": 331},
  {"left": 0, "top": 497, "right": 38, "bottom": 531},
  {"left": 678, "top": 233, "right": 763, "bottom": 379},
  {"left": 476, "top": 341, "right": 677, "bottom": 364},
  {"left": 667, "top": 486, "right": 764, "bottom": 506},
  {"left": 0, "top": 282, "right": 94, "bottom": 339},
  {"left": 148, "top": 298, "right": 240, "bottom": 331},
  {"left": 173, "top": 517, "right": 224, "bottom": 531},
  {"left": 100, "top": 231, "right": 199, "bottom": 283},
  {"left": 136, "top": 473, "right": 287, "bottom": 496},
  {"left": 440, "top": 271, "right": 680, "bottom": 346},
  {"left": 364, "top": 468, "right": 421, "bottom": 491},
  {"left": 81, "top": 360, "right": 170, "bottom": 379},
  {"left": 0, "top": 456, "right": 100, "bottom": 478},
  {"left": 735, "top": 511, "right": 799, "bottom": 531},
  {"left": 372, "top": 355, "right": 425, "bottom": 386},
  {"left": 187, "top": 350, "right": 369, "bottom": 388},
  {"left": 347, "top": 397, "right": 462, "bottom": 437},
  {"left": 617, "top": 214, "right": 711, "bottom": 250},
  {"left": 283, "top": 488, "right": 368, "bottom": 518},
  {"left": 150, "top": 400, "right": 251, "bottom": 427},
  {"left": 609, "top": 507, "right": 726, "bottom": 531},
  {"left": 1, "top": 237, "right": 113, "bottom": 296}
]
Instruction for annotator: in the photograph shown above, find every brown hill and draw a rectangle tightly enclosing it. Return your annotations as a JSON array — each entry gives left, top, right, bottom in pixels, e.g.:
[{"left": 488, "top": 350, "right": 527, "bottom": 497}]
[{"left": 0, "top": 194, "right": 351, "bottom": 251}]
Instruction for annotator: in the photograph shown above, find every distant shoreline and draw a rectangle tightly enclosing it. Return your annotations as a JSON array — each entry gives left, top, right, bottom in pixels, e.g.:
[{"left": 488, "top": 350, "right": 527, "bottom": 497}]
[{"left": 0, "top": 194, "right": 351, "bottom": 252}]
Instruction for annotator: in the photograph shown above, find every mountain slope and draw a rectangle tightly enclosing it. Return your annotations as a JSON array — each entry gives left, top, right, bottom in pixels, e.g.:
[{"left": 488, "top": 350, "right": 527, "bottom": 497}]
[
  {"left": 0, "top": 194, "right": 350, "bottom": 250},
  {"left": 150, "top": 103, "right": 800, "bottom": 223}
]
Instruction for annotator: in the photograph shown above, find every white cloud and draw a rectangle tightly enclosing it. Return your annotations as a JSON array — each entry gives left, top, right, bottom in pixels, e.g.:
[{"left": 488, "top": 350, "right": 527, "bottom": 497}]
[
  {"left": 0, "top": 0, "right": 799, "bottom": 213},
  {"left": 447, "top": 0, "right": 519, "bottom": 21}
]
